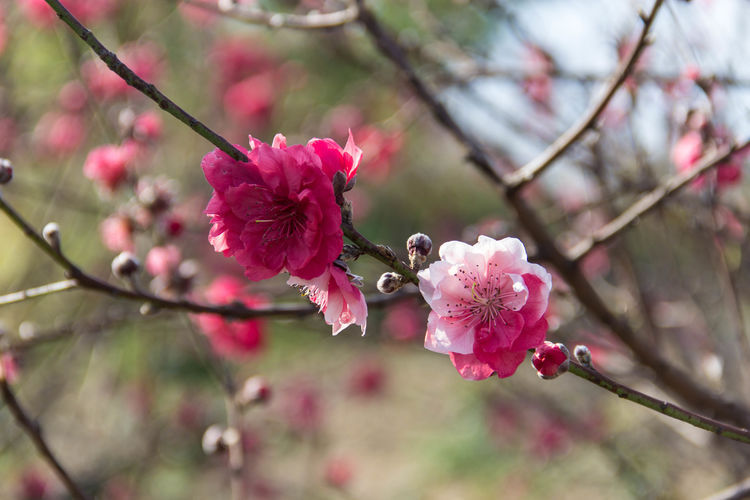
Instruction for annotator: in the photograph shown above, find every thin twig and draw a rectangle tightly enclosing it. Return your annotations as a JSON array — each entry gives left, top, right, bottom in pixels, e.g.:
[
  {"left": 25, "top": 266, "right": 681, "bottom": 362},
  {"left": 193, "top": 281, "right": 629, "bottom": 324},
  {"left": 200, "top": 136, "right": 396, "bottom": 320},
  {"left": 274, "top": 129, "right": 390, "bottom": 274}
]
[
  {"left": 568, "top": 140, "right": 750, "bottom": 262},
  {"left": 341, "top": 222, "right": 419, "bottom": 285},
  {"left": 0, "top": 279, "right": 78, "bottom": 306},
  {"left": 567, "top": 361, "right": 750, "bottom": 445},
  {"left": 42, "top": 0, "right": 247, "bottom": 162},
  {"left": 0, "top": 190, "right": 417, "bottom": 319},
  {"left": 182, "top": 0, "right": 359, "bottom": 30},
  {"left": 503, "top": 0, "right": 664, "bottom": 190},
  {"left": 0, "top": 379, "right": 89, "bottom": 500}
]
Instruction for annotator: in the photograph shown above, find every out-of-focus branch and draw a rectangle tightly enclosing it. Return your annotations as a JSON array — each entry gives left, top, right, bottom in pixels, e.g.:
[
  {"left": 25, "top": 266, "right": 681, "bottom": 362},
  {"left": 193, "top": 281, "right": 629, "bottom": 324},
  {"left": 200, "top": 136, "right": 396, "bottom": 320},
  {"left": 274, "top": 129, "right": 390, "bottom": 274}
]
[
  {"left": 182, "top": 0, "right": 359, "bottom": 29},
  {"left": 42, "top": 0, "right": 248, "bottom": 162},
  {"left": 568, "top": 140, "right": 750, "bottom": 262},
  {"left": 354, "top": 0, "right": 750, "bottom": 427},
  {"left": 705, "top": 476, "right": 750, "bottom": 500},
  {"left": 0, "top": 379, "right": 89, "bottom": 500},
  {"left": 503, "top": 0, "right": 664, "bottom": 190},
  {"left": 0, "top": 190, "right": 417, "bottom": 319},
  {"left": 0, "top": 279, "right": 78, "bottom": 306},
  {"left": 567, "top": 360, "right": 750, "bottom": 445}
]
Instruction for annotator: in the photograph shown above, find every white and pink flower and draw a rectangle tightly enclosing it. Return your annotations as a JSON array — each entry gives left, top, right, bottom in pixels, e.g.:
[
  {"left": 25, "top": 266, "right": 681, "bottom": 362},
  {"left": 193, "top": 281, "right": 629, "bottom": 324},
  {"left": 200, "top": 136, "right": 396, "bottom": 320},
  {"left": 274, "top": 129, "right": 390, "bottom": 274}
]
[
  {"left": 288, "top": 263, "right": 367, "bottom": 336},
  {"left": 418, "top": 236, "right": 552, "bottom": 380}
]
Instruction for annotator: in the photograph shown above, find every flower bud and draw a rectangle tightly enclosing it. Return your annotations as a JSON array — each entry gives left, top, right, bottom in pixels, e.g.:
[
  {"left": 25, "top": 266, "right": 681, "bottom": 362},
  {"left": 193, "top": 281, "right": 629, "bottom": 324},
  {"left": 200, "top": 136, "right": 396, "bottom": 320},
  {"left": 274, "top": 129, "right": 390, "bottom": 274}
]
[
  {"left": 42, "top": 222, "right": 61, "bottom": 252},
  {"left": 531, "top": 341, "right": 570, "bottom": 379},
  {"left": 236, "top": 375, "right": 272, "bottom": 408},
  {"left": 112, "top": 251, "right": 140, "bottom": 279},
  {"left": 574, "top": 345, "right": 592, "bottom": 366},
  {"left": 377, "top": 272, "right": 405, "bottom": 294},
  {"left": 201, "top": 424, "right": 226, "bottom": 455},
  {"left": 0, "top": 158, "right": 12, "bottom": 184},
  {"left": 407, "top": 233, "right": 432, "bottom": 269}
]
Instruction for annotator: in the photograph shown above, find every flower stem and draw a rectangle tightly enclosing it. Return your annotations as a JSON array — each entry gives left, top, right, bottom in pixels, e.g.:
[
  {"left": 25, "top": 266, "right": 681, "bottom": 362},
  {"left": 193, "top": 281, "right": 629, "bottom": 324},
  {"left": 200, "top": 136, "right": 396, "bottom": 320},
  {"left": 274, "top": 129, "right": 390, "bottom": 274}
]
[
  {"left": 341, "top": 222, "right": 419, "bottom": 285},
  {"left": 567, "top": 361, "right": 750, "bottom": 445}
]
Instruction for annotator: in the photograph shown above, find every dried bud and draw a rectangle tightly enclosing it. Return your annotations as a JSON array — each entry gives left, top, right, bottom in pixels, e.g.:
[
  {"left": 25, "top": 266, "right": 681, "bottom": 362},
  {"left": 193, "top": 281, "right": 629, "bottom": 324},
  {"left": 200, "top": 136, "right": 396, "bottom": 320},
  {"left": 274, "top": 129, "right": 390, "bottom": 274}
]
[
  {"left": 332, "top": 170, "right": 347, "bottom": 205},
  {"left": 0, "top": 158, "right": 12, "bottom": 184},
  {"left": 112, "top": 251, "right": 140, "bottom": 279},
  {"left": 236, "top": 375, "right": 272, "bottom": 408},
  {"left": 201, "top": 424, "right": 226, "bottom": 455},
  {"left": 574, "top": 345, "right": 592, "bottom": 366},
  {"left": 42, "top": 222, "right": 61, "bottom": 252},
  {"left": 377, "top": 272, "right": 405, "bottom": 294},
  {"left": 339, "top": 244, "right": 363, "bottom": 262},
  {"left": 531, "top": 341, "right": 570, "bottom": 379},
  {"left": 407, "top": 233, "right": 432, "bottom": 269}
]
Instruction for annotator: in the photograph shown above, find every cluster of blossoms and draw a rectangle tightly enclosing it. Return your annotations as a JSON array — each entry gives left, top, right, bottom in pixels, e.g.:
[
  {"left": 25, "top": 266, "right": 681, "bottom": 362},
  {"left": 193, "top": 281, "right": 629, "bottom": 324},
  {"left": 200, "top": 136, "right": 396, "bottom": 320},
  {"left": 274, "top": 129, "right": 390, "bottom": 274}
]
[{"left": 202, "top": 132, "right": 367, "bottom": 336}]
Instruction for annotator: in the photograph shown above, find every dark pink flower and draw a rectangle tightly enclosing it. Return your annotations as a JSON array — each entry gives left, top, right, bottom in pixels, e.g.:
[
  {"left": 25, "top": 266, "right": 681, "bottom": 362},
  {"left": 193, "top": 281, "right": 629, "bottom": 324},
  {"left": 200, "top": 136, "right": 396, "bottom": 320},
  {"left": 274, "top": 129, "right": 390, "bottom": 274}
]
[
  {"left": 145, "top": 245, "right": 181, "bottom": 277},
  {"left": 83, "top": 144, "right": 136, "bottom": 192},
  {"left": 672, "top": 131, "right": 703, "bottom": 174},
  {"left": 307, "top": 130, "right": 362, "bottom": 185},
  {"left": 17, "top": 468, "right": 48, "bottom": 500},
  {"left": 287, "top": 263, "right": 367, "bottom": 335},
  {"left": 672, "top": 131, "right": 744, "bottom": 190},
  {"left": 348, "top": 358, "right": 385, "bottom": 397},
  {"left": 281, "top": 382, "right": 322, "bottom": 434},
  {"left": 202, "top": 135, "right": 343, "bottom": 281},
  {"left": 531, "top": 341, "right": 569, "bottom": 379},
  {"left": 418, "top": 236, "right": 552, "bottom": 380},
  {"left": 192, "top": 275, "right": 266, "bottom": 359}
]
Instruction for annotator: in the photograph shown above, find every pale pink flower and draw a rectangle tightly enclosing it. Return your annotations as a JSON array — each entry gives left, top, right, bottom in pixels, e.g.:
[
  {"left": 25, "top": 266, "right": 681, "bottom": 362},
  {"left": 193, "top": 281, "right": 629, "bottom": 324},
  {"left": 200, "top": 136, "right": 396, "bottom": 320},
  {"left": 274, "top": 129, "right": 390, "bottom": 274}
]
[
  {"left": 192, "top": 275, "right": 266, "bottom": 359},
  {"left": 58, "top": 81, "right": 88, "bottom": 113},
  {"left": 324, "top": 457, "right": 354, "bottom": 489},
  {"left": 99, "top": 214, "right": 135, "bottom": 252},
  {"left": 202, "top": 135, "right": 343, "bottom": 281},
  {"left": 672, "top": 131, "right": 703, "bottom": 174},
  {"left": 145, "top": 245, "right": 181, "bottom": 277},
  {"left": 35, "top": 112, "right": 86, "bottom": 156},
  {"left": 418, "top": 236, "right": 552, "bottom": 380},
  {"left": 287, "top": 263, "right": 367, "bottom": 335},
  {"left": 83, "top": 144, "right": 136, "bottom": 192},
  {"left": 132, "top": 111, "right": 163, "bottom": 143}
]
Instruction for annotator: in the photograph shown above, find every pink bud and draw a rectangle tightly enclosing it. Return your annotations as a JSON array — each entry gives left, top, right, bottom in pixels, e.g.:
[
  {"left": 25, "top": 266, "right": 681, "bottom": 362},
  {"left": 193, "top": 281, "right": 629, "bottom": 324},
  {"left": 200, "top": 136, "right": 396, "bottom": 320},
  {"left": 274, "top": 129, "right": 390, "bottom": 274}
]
[{"left": 531, "top": 341, "right": 570, "bottom": 379}]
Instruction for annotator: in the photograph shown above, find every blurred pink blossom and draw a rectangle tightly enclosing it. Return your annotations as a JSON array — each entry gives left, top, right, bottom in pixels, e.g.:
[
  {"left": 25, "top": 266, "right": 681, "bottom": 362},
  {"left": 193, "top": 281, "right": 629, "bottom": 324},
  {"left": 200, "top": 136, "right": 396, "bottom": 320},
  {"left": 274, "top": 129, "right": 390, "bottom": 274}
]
[
  {"left": 324, "top": 457, "right": 354, "bottom": 489},
  {"left": 280, "top": 382, "right": 322, "bottom": 434},
  {"left": 348, "top": 358, "right": 385, "bottom": 397},
  {"left": 287, "top": 263, "right": 367, "bottom": 335},
  {"left": 418, "top": 236, "right": 551, "bottom": 380},
  {"left": 192, "top": 275, "right": 266, "bottom": 359},
  {"left": 356, "top": 126, "right": 403, "bottom": 181},
  {"left": 1, "top": 352, "right": 18, "bottom": 383},
  {"left": 521, "top": 44, "right": 553, "bottom": 106},
  {"left": 99, "top": 214, "right": 135, "bottom": 252},
  {"left": 21, "top": 0, "right": 119, "bottom": 28},
  {"left": 145, "top": 245, "right": 181, "bottom": 277},
  {"left": 35, "top": 112, "right": 86, "bottom": 156},
  {"left": 382, "top": 299, "right": 424, "bottom": 342},
  {"left": 83, "top": 143, "right": 136, "bottom": 192},
  {"left": 132, "top": 110, "right": 163, "bottom": 143},
  {"left": 57, "top": 81, "right": 88, "bottom": 113}
]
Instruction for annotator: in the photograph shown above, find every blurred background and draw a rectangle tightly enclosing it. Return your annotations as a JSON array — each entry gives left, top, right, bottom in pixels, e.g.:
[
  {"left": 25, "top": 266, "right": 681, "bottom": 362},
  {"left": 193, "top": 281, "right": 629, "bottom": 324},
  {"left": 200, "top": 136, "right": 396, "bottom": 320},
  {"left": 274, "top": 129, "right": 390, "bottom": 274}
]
[{"left": 2, "top": 0, "right": 750, "bottom": 498}]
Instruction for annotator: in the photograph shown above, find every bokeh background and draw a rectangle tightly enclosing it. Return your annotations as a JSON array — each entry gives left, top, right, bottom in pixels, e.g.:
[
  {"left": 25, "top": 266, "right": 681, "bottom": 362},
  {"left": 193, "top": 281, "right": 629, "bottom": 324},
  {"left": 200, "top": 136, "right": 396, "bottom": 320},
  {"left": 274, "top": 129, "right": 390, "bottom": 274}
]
[{"left": 2, "top": 0, "right": 750, "bottom": 498}]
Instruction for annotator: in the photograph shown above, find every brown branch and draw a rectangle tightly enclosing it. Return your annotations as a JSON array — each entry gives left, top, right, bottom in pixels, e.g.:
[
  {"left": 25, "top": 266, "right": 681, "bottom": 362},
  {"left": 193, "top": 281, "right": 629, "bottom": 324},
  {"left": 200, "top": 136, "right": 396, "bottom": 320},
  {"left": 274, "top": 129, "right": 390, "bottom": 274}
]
[
  {"left": 568, "top": 140, "right": 750, "bottom": 262},
  {"left": 42, "top": 0, "right": 248, "bottom": 162},
  {"left": 0, "top": 190, "right": 416, "bottom": 319},
  {"left": 355, "top": 0, "right": 750, "bottom": 426},
  {"left": 0, "top": 379, "right": 89, "bottom": 500},
  {"left": 567, "top": 360, "right": 750, "bottom": 445},
  {"left": 503, "top": 0, "right": 664, "bottom": 190},
  {"left": 182, "top": 0, "right": 359, "bottom": 30}
]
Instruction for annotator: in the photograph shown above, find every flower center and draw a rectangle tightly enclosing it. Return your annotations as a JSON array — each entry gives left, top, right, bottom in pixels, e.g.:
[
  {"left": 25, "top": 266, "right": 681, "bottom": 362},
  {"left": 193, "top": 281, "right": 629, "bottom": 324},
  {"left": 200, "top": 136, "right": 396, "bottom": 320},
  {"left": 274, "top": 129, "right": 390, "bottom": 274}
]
[
  {"left": 445, "top": 264, "right": 524, "bottom": 326},
  {"left": 254, "top": 196, "right": 307, "bottom": 242}
]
